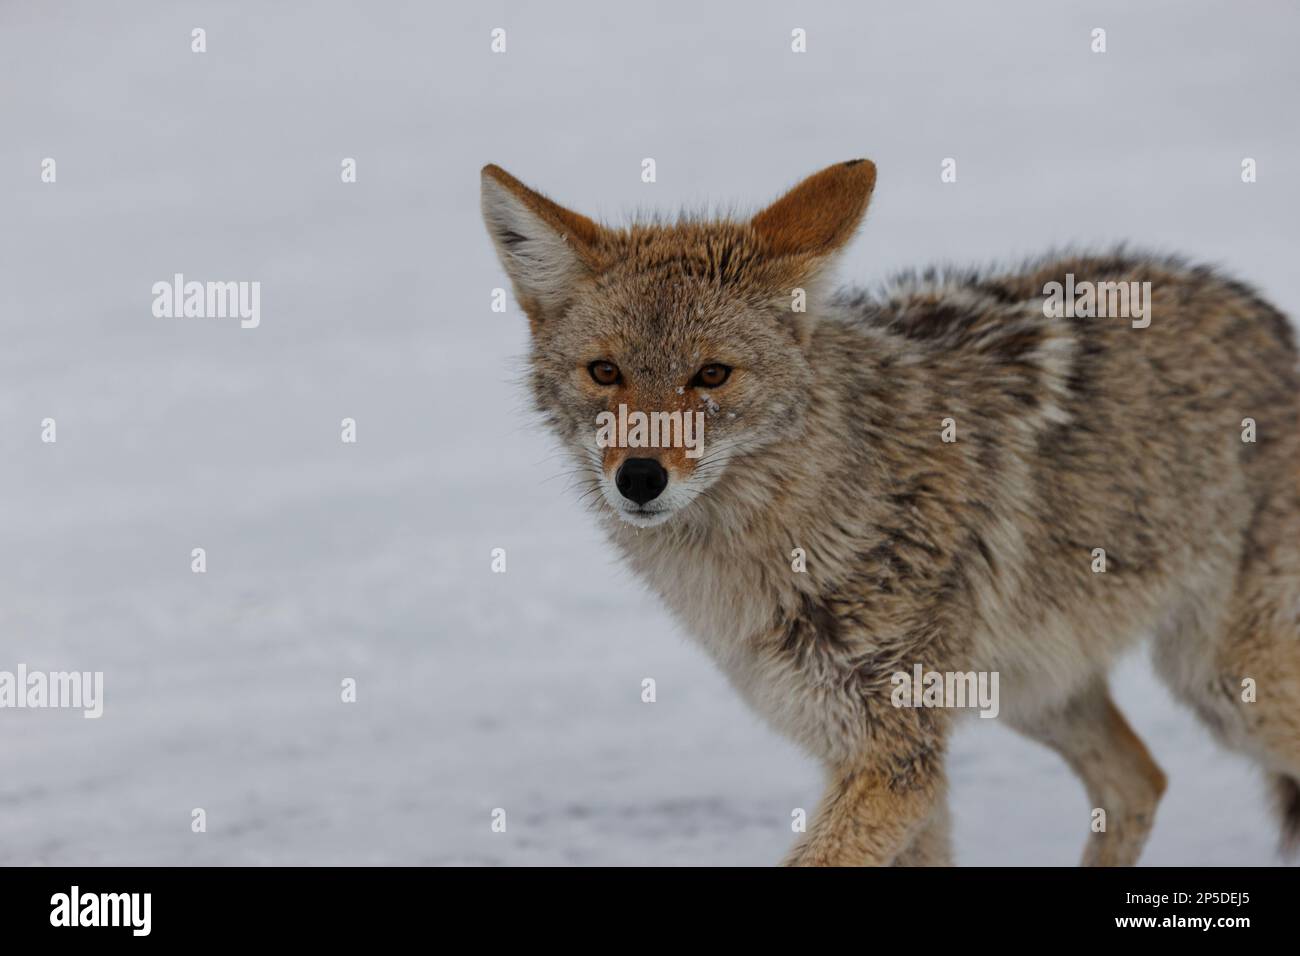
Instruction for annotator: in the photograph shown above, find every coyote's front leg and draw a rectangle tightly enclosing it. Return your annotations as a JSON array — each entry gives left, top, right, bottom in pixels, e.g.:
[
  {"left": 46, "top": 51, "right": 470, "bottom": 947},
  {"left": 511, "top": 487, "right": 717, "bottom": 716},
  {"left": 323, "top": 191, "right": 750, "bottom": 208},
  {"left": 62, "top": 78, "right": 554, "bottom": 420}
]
[{"left": 782, "top": 754, "right": 946, "bottom": 867}]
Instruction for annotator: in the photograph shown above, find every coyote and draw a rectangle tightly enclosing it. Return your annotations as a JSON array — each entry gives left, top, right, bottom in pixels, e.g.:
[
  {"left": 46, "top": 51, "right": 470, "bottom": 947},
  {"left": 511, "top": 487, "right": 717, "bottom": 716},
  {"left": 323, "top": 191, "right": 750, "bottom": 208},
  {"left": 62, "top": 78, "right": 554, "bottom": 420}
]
[{"left": 480, "top": 159, "right": 1300, "bottom": 866}]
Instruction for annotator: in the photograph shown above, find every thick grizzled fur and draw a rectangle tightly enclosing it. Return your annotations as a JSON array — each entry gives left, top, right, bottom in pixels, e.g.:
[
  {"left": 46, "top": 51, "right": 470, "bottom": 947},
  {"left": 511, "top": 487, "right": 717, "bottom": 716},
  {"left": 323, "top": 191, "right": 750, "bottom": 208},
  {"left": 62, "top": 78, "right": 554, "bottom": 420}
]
[{"left": 481, "top": 160, "right": 1300, "bottom": 866}]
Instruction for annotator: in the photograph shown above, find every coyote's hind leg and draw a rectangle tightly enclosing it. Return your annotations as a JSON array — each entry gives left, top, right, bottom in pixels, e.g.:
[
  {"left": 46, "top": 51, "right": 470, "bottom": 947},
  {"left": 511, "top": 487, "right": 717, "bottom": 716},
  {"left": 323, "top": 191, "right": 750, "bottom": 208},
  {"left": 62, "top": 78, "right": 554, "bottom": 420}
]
[
  {"left": 1010, "top": 679, "right": 1166, "bottom": 866},
  {"left": 1151, "top": 484, "right": 1300, "bottom": 855}
]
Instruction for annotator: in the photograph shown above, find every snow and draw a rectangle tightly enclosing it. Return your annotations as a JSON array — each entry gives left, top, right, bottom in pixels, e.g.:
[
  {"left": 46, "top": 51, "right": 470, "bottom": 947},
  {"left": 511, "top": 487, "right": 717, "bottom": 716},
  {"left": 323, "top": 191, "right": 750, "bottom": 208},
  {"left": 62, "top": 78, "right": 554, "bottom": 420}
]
[{"left": 1, "top": 0, "right": 1297, "bottom": 865}]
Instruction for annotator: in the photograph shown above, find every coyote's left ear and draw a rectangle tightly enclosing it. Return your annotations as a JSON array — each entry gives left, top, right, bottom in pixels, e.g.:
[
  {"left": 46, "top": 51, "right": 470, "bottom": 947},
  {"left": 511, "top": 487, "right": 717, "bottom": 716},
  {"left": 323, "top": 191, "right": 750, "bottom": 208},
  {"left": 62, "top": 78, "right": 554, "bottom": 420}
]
[
  {"left": 480, "top": 165, "right": 607, "bottom": 325},
  {"left": 750, "top": 159, "right": 876, "bottom": 261}
]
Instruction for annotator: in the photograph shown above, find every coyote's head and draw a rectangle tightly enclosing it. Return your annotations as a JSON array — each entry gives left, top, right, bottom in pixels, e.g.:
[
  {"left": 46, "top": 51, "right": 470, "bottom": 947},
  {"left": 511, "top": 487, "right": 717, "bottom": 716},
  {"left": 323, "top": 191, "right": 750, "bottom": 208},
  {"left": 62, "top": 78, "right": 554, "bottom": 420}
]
[{"left": 480, "top": 160, "right": 876, "bottom": 528}]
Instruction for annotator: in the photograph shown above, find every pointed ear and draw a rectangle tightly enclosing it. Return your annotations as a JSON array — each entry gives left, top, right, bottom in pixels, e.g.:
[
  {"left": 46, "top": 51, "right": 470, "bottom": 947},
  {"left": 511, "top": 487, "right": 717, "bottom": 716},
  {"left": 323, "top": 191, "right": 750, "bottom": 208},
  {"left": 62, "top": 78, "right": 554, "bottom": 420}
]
[
  {"left": 750, "top": 159, "right": 876, "bottom": 259},
  {"left": 480, "top": 165, "right": 606, "bottom": 323}
]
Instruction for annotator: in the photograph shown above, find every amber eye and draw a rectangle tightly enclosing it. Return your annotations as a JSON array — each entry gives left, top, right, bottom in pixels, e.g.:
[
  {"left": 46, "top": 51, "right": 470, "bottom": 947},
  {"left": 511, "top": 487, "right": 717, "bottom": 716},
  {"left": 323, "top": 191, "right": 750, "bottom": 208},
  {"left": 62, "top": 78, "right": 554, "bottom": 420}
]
[
  {"left": 588, "top": 360, "right": 622, "bottom": 386},
  {"left": 690, "top": 363, "right": 732, "bottom": 388}
]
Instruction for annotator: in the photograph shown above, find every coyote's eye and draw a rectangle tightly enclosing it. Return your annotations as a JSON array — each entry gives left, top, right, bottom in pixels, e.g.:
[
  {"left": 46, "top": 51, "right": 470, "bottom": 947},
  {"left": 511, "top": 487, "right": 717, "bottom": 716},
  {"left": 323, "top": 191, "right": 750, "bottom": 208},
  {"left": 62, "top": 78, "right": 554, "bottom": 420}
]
[
  {"left": 690, "top": 363, "right": 731, "bottom": 388},
  {"left": 588, "top": 360, "right": 622, "bottom": 386}
]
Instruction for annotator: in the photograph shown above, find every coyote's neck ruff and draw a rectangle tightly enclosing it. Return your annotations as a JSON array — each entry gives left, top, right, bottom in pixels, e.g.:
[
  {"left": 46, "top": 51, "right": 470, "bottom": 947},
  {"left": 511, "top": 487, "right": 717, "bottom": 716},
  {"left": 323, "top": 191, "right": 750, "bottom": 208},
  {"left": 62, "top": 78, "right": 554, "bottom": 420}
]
[{"left": 482, "top": 160, "right": 1300, "bottom": 866}]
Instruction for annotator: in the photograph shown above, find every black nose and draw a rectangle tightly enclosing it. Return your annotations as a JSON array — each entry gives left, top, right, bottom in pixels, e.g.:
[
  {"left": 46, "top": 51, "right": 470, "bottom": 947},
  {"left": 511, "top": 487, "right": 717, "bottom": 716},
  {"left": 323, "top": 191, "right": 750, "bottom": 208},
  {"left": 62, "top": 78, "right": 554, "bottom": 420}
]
[{"left": 615, "top": 458, "right": 668, "bottom": 505}]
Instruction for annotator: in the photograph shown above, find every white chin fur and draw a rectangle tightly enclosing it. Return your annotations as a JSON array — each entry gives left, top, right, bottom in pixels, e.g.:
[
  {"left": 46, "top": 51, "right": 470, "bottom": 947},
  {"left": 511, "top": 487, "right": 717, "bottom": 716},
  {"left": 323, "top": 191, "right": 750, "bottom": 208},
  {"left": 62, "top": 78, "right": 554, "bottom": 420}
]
[{"left": 615, "top": 507, "right": 675, "bottom": 528}]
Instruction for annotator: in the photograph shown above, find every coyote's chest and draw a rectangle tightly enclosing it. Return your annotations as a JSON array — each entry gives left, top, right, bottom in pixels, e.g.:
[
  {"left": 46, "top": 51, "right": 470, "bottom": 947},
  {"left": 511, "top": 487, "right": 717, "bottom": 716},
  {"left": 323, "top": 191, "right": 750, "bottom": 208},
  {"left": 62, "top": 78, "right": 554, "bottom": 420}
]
[
  {"left": 631, "top": 540, "right": 776, "bottom": 670},
  {"left": 623, "top": 535, "right": 874, "bottom": 762}
]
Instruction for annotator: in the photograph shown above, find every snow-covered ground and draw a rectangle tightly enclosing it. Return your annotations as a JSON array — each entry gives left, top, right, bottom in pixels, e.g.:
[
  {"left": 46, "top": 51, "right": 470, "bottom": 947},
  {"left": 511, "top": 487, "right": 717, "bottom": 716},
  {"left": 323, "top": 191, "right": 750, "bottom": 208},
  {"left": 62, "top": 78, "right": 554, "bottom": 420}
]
[{"left": 1, "top": 0, "right": 1296, "bottom": 865}]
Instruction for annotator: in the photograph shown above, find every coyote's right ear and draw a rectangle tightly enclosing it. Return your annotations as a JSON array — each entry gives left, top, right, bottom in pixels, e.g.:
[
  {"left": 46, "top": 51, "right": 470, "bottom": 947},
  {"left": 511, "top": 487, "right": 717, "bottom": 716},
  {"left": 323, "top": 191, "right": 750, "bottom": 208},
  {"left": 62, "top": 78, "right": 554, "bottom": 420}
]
[
  {"left": 750, "top": 159, "right": 876, "bottom": 260},
  {"left": 480, "top": 165, "right": 606, "bottom": 324}
]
